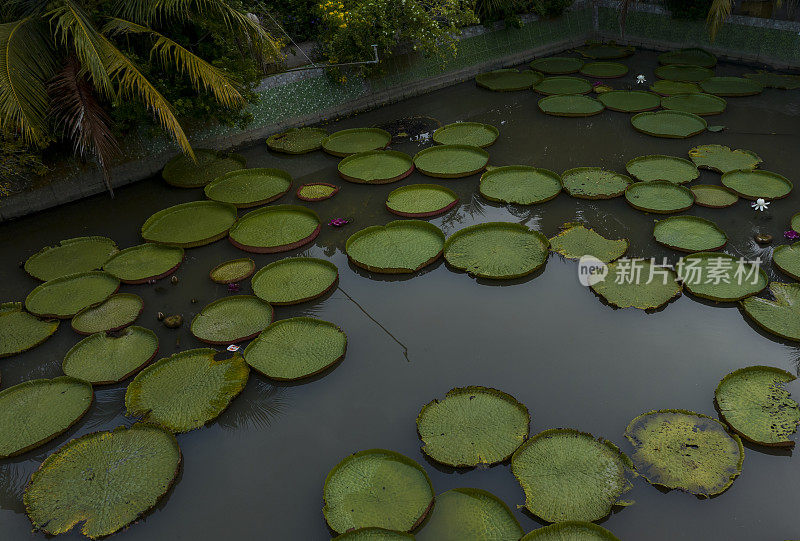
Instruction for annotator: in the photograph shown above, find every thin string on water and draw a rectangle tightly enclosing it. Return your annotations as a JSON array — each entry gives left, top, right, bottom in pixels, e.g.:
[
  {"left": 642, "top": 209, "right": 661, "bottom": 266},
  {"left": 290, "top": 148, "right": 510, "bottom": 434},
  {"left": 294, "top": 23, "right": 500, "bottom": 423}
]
[{"left": 337, "top": 287, "right": 410, "bottom": 362}]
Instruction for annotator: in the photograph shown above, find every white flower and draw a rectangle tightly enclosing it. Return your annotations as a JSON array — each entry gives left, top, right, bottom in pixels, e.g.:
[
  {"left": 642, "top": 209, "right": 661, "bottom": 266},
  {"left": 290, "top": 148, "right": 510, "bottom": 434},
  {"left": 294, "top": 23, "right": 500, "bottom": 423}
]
[
  {"left": 751, "top": 198, "right": 770, "bottom": 211},
  {"left": 636, "top": 74, "right": 646, "bottom": 84},
  {"left": 227, "top": 344, "right": 241, "bottom": 352}
]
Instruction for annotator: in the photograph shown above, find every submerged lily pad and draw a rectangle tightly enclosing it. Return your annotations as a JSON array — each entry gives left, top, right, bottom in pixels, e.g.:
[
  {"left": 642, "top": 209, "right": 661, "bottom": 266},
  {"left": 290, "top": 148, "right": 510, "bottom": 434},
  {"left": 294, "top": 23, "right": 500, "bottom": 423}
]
[
  {"left": 740, "top": 283, "right": 800, "bottom": 341},
  {"left": 624, "top": 409, "right": 744, "bottom": 496},
  {"left": 688, "top": 144, "right": 762, "bottom": 174},
  {"left": 416, "top": 488, "right": 523, "bottom": 541},
  {"left": 626, "top": 155, "right": 699, "bottom": 184},
  {"left": 591, "top": 259, "right": 682, "bottom": 310},
  {"left": 335, "top": 528, "right": 414, "bottom": 540},
  {"left": 774, "top": 242, "right": 800, "bottom": 281},
  {"left": 251, "top": 257, "right": 338, "bottom": 305},
  {"left": 322, "top": 128, "right": 392, "bottom": 157},
  {"left": 103, "top": 244, "right": 184, "bottom": 284},
  {"left": 416, "top": 386, "right": 529, "bottom": 467},
  {"left": 25, "top": 271, "right": 119, "bottom": 319},
  {"left": 529, "top": 56, "right": 583, "bottom": 74},
  {"left": 323, "top": 449, "right": 434, "bottom": 534},
  {"left": 721, "top": 170, "right": 793, "bottom": 200},
  {"left": 479, "top": 166, "right": 562, "bottom": 204},
  {"left": 691, "top": 185, "right": 739, "bottom": 208},
  {"left": 267, "top": 127, "right": 328, "bottom": 154},
  {"left": 162, "top": 149, "right": 245, "bottom": 187},
  {"left": 549, "top": 225, "right": 628, "bottom": 263},
  {"left": 141, "top": 200, "right": 238, "bottom": 248},
  {"left": 661, "top": 93, "right": 726, "bottom": 115},
  {"left": 0, "top": 302, "right": 59, "bottom": 358},
  {"left": 24, "top": 424, "right": 181, "bottom": 538},
  {"left": 598, "top": 91, "right": 661, "bottom": 113},
  {"left": 538, "top": 95, "right": 605, "bottom": 117},
  {"left": 297, "top": 183, "right": 339, "bottom": 201},
  {"left": 579, "top": 61, "right": 628, "bottom": 78},
  {"left": 700, "top": 76, "right": 763, "bottom": 97},
  {"left": 653, "top": 216, "right": 727, "bottom": 252},
  {"left": 574, "top": 42, "right": 634, "bottom": 59},
  {"left": 385, "top": 184, "right": 458, "bottom": 218},
  {"left": 716, "top": 365, "right": 800, "bottom": 447},
  {"left": 655, "top": 64, "right": 714, "bottom": 82},
  {"left": 433, "top": 122, "right": 499, "bottom": 147},
  {"left": 204, "top": 168, "right": 292, "bottom": 208},
  {"left": 511, "top": 428, "right": 633, "bottom": 523},
  {"left": 346, "top": 220, "right": 444, "bottom": 273},
  {"left": 625, "top": 181, "right": 694, "bottom": 214},
  {"left": 413, "top": 145, "right": 489, "bottom": 178},
  {"left": 658, "top": 48, "right": 717, "bottom": 68},
  {"left": 521, "top": 522, "right": 621, "bottom": 541},
  {"left": 533, "top": 76, "right": 592, "bottom": 95},
  {"left": 649, "top": 80, "right": 701, "bottom": 96},
  {"left": 62, "top": 326, "right": 159, "bottom": 385},
  {"left": 209, "top": 258, "right": 255, "bottom": 284},
  {"left": 338, "top": 150, "right": 415, "bottom": 184},
  {"left": 126, "top": 348, "right": 249, "bottom": 432},
  {"left": 24, "top": 237, "right": 118, "bottom": 282},
  {"left": 190, "top": 295, "right": 273, "bottom": 344},
  {"left": 476, "top": 69, "right": 543, "bottom": 91},
  {"left": 228, "top": 204, "right": 320, "bottom": 253},
  {"left": 0, "top": 377, "right": 93, "bottom": 458},
  {"left": 71, "top": 293, "right": 143, "bottom": 335},
  {"left": 743, "top": 70, "right": 800, "bottom": 90},
  {"left": 677, "top": 252, "right": 767, "bottom": 301},
  {"left": 631, "top": 111, "right": 707, "bottom": 138},
  {"left": 561, "top": 168, "right": 632, "bottom": 199}
]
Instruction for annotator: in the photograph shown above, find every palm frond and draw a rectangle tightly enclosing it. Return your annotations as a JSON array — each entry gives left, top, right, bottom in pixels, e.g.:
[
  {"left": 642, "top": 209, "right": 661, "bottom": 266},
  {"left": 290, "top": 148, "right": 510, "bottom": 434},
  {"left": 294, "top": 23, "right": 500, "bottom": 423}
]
[{"left": 706, "top": 0, "right": 733, "bottom": 40}]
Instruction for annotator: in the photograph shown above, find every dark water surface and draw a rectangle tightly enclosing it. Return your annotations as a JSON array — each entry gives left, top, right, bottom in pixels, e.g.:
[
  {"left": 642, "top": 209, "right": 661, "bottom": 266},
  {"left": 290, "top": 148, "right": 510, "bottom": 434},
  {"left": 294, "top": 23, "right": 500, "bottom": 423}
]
[{"left": 1, "top": 51, "right": 799, "bottom": 540}]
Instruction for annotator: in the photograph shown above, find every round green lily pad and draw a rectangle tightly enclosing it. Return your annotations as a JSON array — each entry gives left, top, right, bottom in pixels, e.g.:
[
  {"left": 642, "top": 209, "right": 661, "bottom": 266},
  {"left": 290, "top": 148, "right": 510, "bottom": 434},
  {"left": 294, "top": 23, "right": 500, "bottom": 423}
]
[
  {"left": 538, "top": 95, "right": 605, "bottom": 117},
  {"left": 677, "top": 252, "right": 767, "bottom": 301},
  {"left": 794, "top": 213, "right": 800, "bottom": 233},
  {"left": 743, "top": 71, "right": 800, "bottom": 90},
  {"left": 575, "top": 42, "right": 634, "bottom": 59},
  {"left": 626, "top": 155, "right": 699, "bottom": 184},
  {"left": 334, "top": 528, "right": 414, "bottom": 540},
  {"left": 190, "top": 295, "right": 273, "bottom": 344},
  {"left": 244, "top": 317, "right": 347, "bottom": 380},
  {"left": 322, "top": 128, "right": 392, "bottom": 157},
  {"left": 126, "top": 348, "right": 249, "bottom": 433},
  {"left": 579, "top": 61, "right": 629, "bottom": 78},
  {"left": 24, "top": 236, "right": 118, "bottom": 282},
  {"left": 416, "top": 386, "right": 530, "bottom": 467},
  {"left": 267, "top": 127, "right": 328, "bottom": 154},
  {"left": 549, "top": 225, "right": 628, "bottom": 263},
  {"left": 228, "top": 204, "right": 320, "bottom": 253},
  {"left": 141, "top": 200, "right": 238, "bottom": 248},
  {"left": 700, "top": 76, "right": 763, "bottom": 97},
  {"left": 204, "top": 168, "right": 292, "bottom": 208},
  {"left": 631, "top": 110, "right": 707, "bottom": 138},
  {"left": 716, "top": 365, "right": 800, "bottom": 447},
  {"left": 413, "top": 145, "right": 489, "bottom": 178},
  {"left": 530, "top": 56, "right": 583, "bottom": 74},
  {"left": 598, "top": 90, "right": 661, "bottom": 113},
  {"left": 774, "top": 242, "right": 800, "bottom": 281},
  {"left": 416, "top": 488, "right": 523, "bottom": 541},
  {"left": 209, "top": 258, "right": 255, "bottom": 284},
  {"left": 521, "top": 522, "right": 621, "bottom": 541},
  {"left": 433, "top": 122, "right": 499, "bottom": 148},
  {"left": 346, "top": 220, "right": 444, "bottom": 273},
  {"left": 511, "top": 428, "right": 633, "bottom": 523},
  {"left": 625, "top": 181, "right": 694, "bottom": 214},
  {"left": 103, "top": 243, "right": 184, "bottom": 284},
  {"left": 479, "top": 166, "right": 562, "bottom": 204},
  {"left": 688, "top": 144, "right": 762, "bottom": 174},
  {"left": 71, "top": 293, "right": 143, "bottom": 335},
  {"left": 561, "top": 168, "right": 632, "bottom": 199},
  {"left": 323, "top": 449, "right": 434, "bottom": 534},
  {"left": 533, "top": 76, "right": 592, "bottom": 95},
  {"left": 62, "top": 326, "right": 159, "bottom": 385},
  {"left": 297, "top": 183, "right": 339, "bottom": 201},
  {"left": 25, "top": 271, "right": 120, "bottom": 319},
  {"left": 721, "top": 170, "right": 793, "bottom": 200},
  {"left": 444, "top": 222, "right": 549, "bottom": 279},
  {"left": 649, "top": 80, "right": 701, "bottom": 96},
  {"left": 624, "top": 409, "right": 744, "bottom": 496},
  {"left": 476, "top": 69, "right": 543, "bottom": 91},
  {"left": 661, "top": 93, "right": 726, "bottom": 115},
  {"left": 659, "top": 48, "right": 717, "bottom": 68},
  {"left": 653, "top": 216, "right": 727, "bottom": 252},
  {"left": 338, "top": 150, "right": 415, "bottom": 184},
  {"left": 740, "top": 283, "right": 800, "bottom": 341},
  {"left": 591, "top": 259, "right": 682, "bottom": 310},
  {"left": 24, "top": 424, "right": 181, "bottom": 539},
  {"left": 0, "top": 376, "right": 93, "bottom": 458},
  {"left": 0, "top": 302, "right": 59, "bottom": 358},
  {"left": 251, "top": 257, "right": 338, "bottom": 305},
  {"left": 386, "top": 184, "right": 458, "bottom": 218},
  {"left": 655, "top": 64, "right": 714, "bottom": 82},
  {"left": 162, "top": 149, "right": 245, "bottom": 187},
  {"left": 690, "top": 185, "right": 739, "bottom": 208}
]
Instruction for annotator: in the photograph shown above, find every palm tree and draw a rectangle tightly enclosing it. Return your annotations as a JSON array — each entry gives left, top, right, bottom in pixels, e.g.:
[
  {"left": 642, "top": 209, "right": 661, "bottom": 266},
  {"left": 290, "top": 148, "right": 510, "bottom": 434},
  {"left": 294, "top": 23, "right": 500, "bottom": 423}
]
[{"left": 0, "top": 0, "right": 280, "bottom": 194}]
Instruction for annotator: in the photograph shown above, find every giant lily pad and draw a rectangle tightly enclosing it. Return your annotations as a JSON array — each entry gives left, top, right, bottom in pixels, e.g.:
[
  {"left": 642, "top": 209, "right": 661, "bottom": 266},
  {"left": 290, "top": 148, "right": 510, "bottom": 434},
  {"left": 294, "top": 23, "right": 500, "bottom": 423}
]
[
  {"left": 24, "top": 424, "right": 181, "bottom": 538},
  {"left": 661, "top": 93, "right": 726, "bottom": 115},
  {"left": 126, "top": 348, "right": 249, "bottom": 432},
  {"left": 0, "top": 302, "right": 59, "bottom": 358},
  {"left": 549, "top": 225, "right": 628, "bottom": 263},
  {"left": 244, "top": 317, "right": 347, "bottom": 380},
  {"left": 416, "top": 386, "right": 529, "bottom": 467},
  {"left": 62, "top": 326, "right": 159, "bottom": 385},
  {"left": 688, "top": 144, "right": 762, "bottom": 174},
  {"left": 655, "top": 64, "right": 714, "bottom": 82},
  {"left": 774, "top": 242, "right": 800, "bottom": 281},
  {"left": 190, "top": 295, "right": 273, "bottom": 344},
  {"left": 529, "top": 57, "right": 583, "bottom": 74},
  {"left": 267, "top": 127, "right": 327, "bottom": 154},
  {"left": 476, "top": 69, "right": 543, "bottom": 91},
  {"left": 413, "top": 145, "right": 489, "bottom": 178},
  {"left": 575, "top": 42, "right": 634, "bottom": 59},
  {"left": 386, "top": 184, "right": 458, "bottom": 218},
  {"left": 338, "top": 150, "right": 415, "bottom": 184},
  {"left": 162, "top": 149, "right": 245, "bottom": 187},
  {"left": 323, "top": 449, "right": 434, "bottom": 534},
  {"left": 591, "top": 259, "right": 682, "bottom": 309},
  {"left": 71, "top": 293, "right": 143, "bottom": 335},
  {"left": 743, "top": 71, "right": 800, "bottom": 90},
  {"left": 444, "top": 223, "right": 549, "bottom": 279},
  {"left": 228, "top": 204, "right": 320, "bottom": 253},
  {"left": 346, "top": 220, "right": 444, "bottom": 273},
  {"left": 794, "top": 213, "right": 800, "bottom": 233},
  {"left": 716, "top": 365, "right": 800, "bottom": 447},
  {"left": 624, "top": 409, "right": 744, "bottom": 496},
  {"left": 416, "top": 488, "right": 523, "bottom": 541},
  {"left": 533, "top": 76, "right": 592, "bottom": 95},
  {"left": 209, "top": 258, "right": 255, "bottom": 284},
  {"left": 690, "top": 185, "right": 739, "bottom": 208},
  {"left": 631, "top": 111, "right": 707, "bottom": 138},
  {"left": 626, "top": 155, "right": 699, "bottom": 184},
  {"left": 0, "top": 377, "right": 93, "bottom": 458},
  {"left": 297, "top": 182, "right": 339, "bottom": 201},
  {"left": 479, "top": 166, "right": 562, "bottom": 204},
  {"left": 598, "top": 91, "right": 661, "bottom": 113},
  {"left": 25, "top": 271, "right": 119, "bottom": 319},
  {"left": 335, "top": 529, "right": 414, "bottom": 540},
  {"left": 700, "top": 76, "right": 763, "bottom": 97},
  {"left": 538, "top": 95, "right": 605, "bottom": 117},
  {"left": 658, "top": 48, "right": 717, "bottom": 68},
  {"left": 141, "top": 200, "right": 238, "bottom": 248},
  {"left": 511, "top": 428, "right": 633, "bottom": 523},
  {"left": 649, "top": 80, "right": 701, "bottom": 96},
  {"left": 521, "top": 522, "right": 620, "bottom": 541},
  {"left": 561, "top": 168, "right": 632, "bottom": 199},
  {"left": 740, "top": 283, "right": 800, "bottom": 341},
  {"left": 677, "top": 252, "right": 768, "bottom": 301},
  {"left": 103, "top": 243, "right": 184, "bottom": 283},
  {"left": 579, "top": 61, "right": 628, "bottom": 78},
  {"left": 721, "top": 170, "right": 792, "bottom": 200},
  {"left": 625, "top": 182, "right": 694, "bottom": 214},
  {"left": 653, "top": 216, "right": 727, "bottom": 252},
  {"left": 433, "top": 122, "right": 499, "bottom": 147},
  {"left": 322, "top": 128, "right": 392, "bottom": 157},
  {"left": 204, "top": 168, "right": 292, "bottom": 208},
  {"left": 251, "top": 257, "right": 338, "bottom": 305},
  {"left": 24, "top": 237, "right": 118, "bottom": 282}
]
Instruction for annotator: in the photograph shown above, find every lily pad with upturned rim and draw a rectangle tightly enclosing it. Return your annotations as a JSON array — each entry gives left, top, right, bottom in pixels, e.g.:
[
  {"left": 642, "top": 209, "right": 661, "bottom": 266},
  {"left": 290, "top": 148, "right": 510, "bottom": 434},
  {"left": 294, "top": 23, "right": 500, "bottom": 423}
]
[
  {"left": 228, "top": 204, "right": 320, "bottom": 253},
  {"left": 533, "top": 76, "right": 592, "bottom": 95},
  {"left": 433, "top": 122, "right": 499, "bottom": 148},
  {"left": 740, "top": 283, "right": 800, "bottom": 342},
  {"left": 743, "top": 71, "right": 800, "bottom": 89},
  {"left": 334, "top": 528, "right": 415, "bottom": 540},
  {"left": 721, "top": 170, "right": 793, "bottom": 200},
  {"left": 479, "top": 166, "right": 562, "bottom": 204},
  {"left": 626, "top": 155, "right": 699, "bottom": 184},
  {"left": 591, "top": 259, "right": 682, "bottom": 310},
  {"left": 297, "top": 183, "right": 340, "bottom": 201},
  {"left": 653, "top": 216, "right": 727, "bottom": 252},
  {"left": 190, "top": 295, "right": 273, "bottom": 344},
  {"left": 413, "top": 145, "right": 489, "bottom": 179},
  {"left": 71, "top": 293, "right": 143, "bottom": 335},
  {"left": 476, "top": 69, "right": 543, "bottom": 91},
  {"left": 677, "top": 252, "right": 768, "bottom": 301},
  {"left": 62, "top": 326, "right": 159, "bottom": 385},
  {"left": 649, "top": 80, "right": 701, "bottom": 96},
  {"left": 209, "top": 258, "right": 255, "bottom": 284},
  {"left": 774, "top": 242, "right": 800, "bottom": 281},
  {"left": 549, "top": 225, "right": 629, "bottom": 263},
  {"left": 631, "top": 111, "right": 707, "bottom": 138},
  {"left": 624, "top": 182, "right": 695, "bottom": 214},
  {"left": 322, "top": 128, "right": 392, "bottom": 157},
  {"left": 385, "top": 184, "right": 459, "bottom": 218},
  {"left": 102, "top": 244, "right": 184, "bottom": 284},
  {"left": 346, "top": 220, "right": 445, "bottom": 274},
  {"left": 598, "top": 90, "right": 661, "bottom": 113},
  {"left": 24, "top": 237, "right": 118, "bottom": 282},
  {"left": 574, "top": 42, "right": 634, "bottom": 59},
  {"left": 162, "top": 149, "right": 245, "bottom": 188},
  {"left": 0, "top": 302, "right": 59, "bottom": 359},
  {"left": 700, "top": 76, "right": 763, "bottom": 97},
  {"left": 521, "top": 522, "right": 620, "bottom": 541},
  {"left": 579, "top": 61, "right": 629, "bottom": 78},
  {"left": 538, "top": 95, "right": 605, "bottom": 117},
  {"left": 658, "top": 48, "right": 717, "bottom": 68},
  {"left": 203, "top": 168, "right": 292, "bottom": 208},
  {"left": 141, "top": 200, "right": 238, "bottom": 248},
  {"left": 529, "top": 56, "right": 584, "bottom": 74},
  {"left": 654, "top": 64, "right": 714, "bottom": 82},
  {"left": 25, "top": 271, "right": 120, "bottom": 319},
  {"left": 794, "top": 213, "right": 800, "bottom": 233},
  {"left": 416, "top": 488, "right": 523, "bottom": 541},
  {"left": 688, "top": 144, "right": 762, "bottom": 174},
  {"left": 661, "top": 93, "right": 726, "bottom": 115},
  {"left": 560, "top": 168, "right": 632, "bottom": 199},
  {"left": 338, "top": 150, "right": 415, "bottom": 184},
  {"left": 691, "top": 185, "right": 739, "bottom": 208},
  {"left": 251, "top": 257, "right": 338, "bottom": 305},
  {"left": 266, "top": 127, "right": 328, "bottom": 154}
]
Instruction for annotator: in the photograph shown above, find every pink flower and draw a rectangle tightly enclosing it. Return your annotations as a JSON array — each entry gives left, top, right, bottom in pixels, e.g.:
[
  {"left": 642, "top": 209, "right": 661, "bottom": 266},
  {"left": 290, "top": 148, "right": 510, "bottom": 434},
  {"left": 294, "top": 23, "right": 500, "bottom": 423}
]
[
  {"left": 227, "top": 283, "right": 241, "bottom": 292},
  {"left": 785, "top": 230, "right": 800, "bottom": 240},
  {"left": 328, "top": 217, "right": 350, "bottom": 227}
]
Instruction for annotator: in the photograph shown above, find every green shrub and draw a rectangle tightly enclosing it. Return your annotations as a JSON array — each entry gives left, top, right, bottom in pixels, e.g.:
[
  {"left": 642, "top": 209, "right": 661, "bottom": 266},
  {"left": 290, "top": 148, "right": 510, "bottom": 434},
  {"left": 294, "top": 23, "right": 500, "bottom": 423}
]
[
  {"left": 664, "top": 0, "right": 713, "bottom": 20},
  {"left": 530, "top": 0, "right": 573, "bottom": 18},
  {"left": 0, "top": 131, "right": 48, "bottom": 197}
]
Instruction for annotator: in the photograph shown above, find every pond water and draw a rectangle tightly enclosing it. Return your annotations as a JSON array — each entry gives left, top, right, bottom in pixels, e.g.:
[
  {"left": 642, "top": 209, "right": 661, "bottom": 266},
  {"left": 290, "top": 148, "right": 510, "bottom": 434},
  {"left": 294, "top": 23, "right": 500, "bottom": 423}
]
[{"left": 1, "top": 50, "right": 799, "bottom": 540}]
